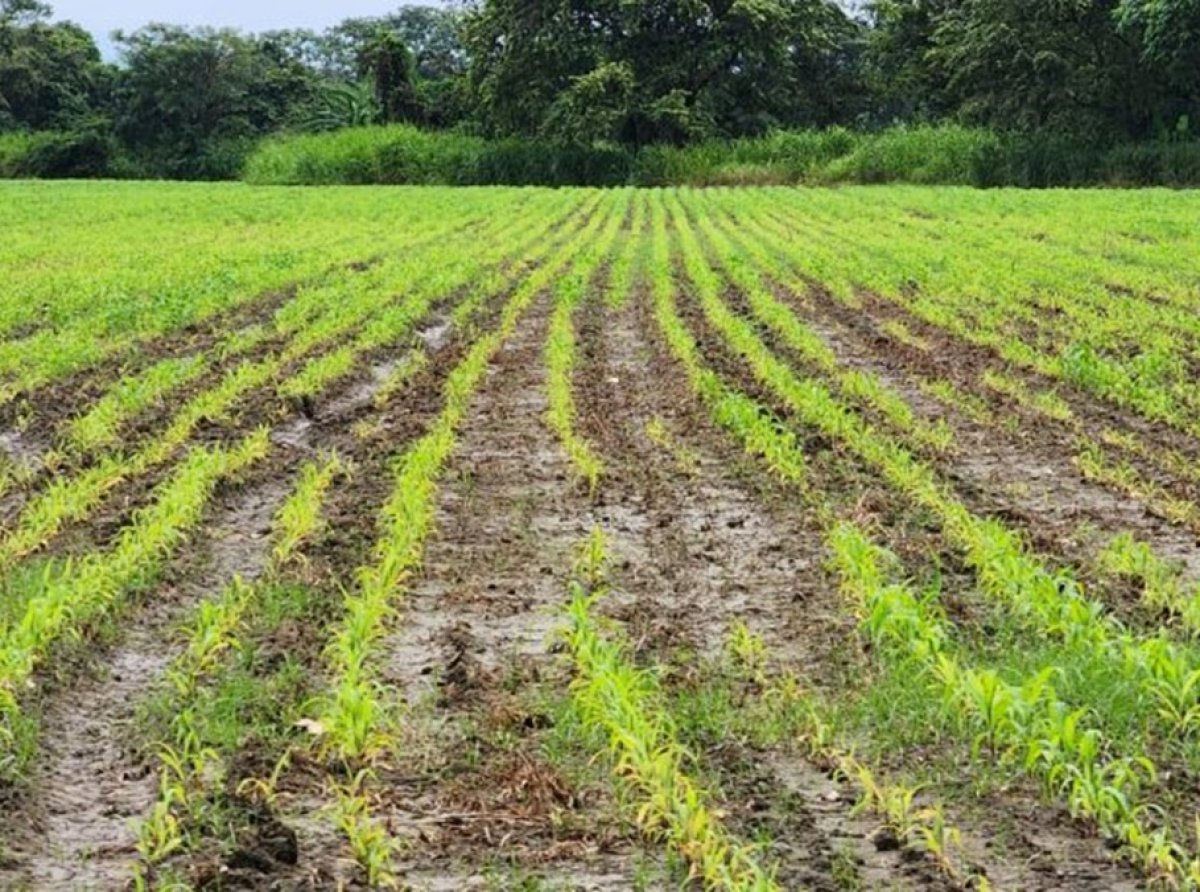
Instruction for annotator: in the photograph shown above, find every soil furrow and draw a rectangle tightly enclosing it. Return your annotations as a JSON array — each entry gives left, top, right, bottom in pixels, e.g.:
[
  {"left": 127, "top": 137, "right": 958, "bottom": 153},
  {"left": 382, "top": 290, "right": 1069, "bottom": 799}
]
[
  {"left": 577, "top": 288, "right": 912, "bottom": 887},
  {"left": 781, "top": 281, "right": 1200, "bottom": 598},
  {"left": 366, "top": 292, "right": 651, "bottom": 886},
  {"left": 0, "top": 473, "right": 289, "bottom": 890},
  {"left": 580, "top": 288, "right": 834, "bottom": 666}
]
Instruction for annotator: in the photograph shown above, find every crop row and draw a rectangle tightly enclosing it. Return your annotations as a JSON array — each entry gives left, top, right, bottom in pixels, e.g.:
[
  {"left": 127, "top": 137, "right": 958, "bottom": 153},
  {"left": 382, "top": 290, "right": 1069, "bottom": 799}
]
[
  {"left": 314, "top": 193, "right": 624, "bottom": 885},
  {"left": 0, "top": 429, "right": 270, "bottom": 780},
  {"left": 0, "top": 187, "right": 529, "bottom": 404},
  {"left": 702, "top": 188, "right": 1200, "bottom": 439},
  {"left": 0, "top": 191, "right": 594, "bottom": 576},
  {"left": 640, "top": 190, "right": 1200, "bottom": 887},
  {"left": 134, "top": 453, "right": 344, "bottom": 878}
]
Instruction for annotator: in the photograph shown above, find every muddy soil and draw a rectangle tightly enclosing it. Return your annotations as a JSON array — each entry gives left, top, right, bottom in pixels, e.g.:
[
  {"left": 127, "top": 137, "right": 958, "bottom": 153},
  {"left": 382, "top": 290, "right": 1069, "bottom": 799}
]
[
  {"left": 0, "top": 474, "right": 288, "bottom": 890},
  {"left": 782, "top": 281, "right": 1200, "bottom": 602},
  {"left": 631, "top": 277, "right": 1147, "bottom": 891},
  {"left": 173, "top": 290, "right": 508, "bottom": 891},
  {"left": 360, "top": 293, "right": 659, "bottom": 886},
  {"left": 580, "top": 291, "right": 965, "bottom": 890}
]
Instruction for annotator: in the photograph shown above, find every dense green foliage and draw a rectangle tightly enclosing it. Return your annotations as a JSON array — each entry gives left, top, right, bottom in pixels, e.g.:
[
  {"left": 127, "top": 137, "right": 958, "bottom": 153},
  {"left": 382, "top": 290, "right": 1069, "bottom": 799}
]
[
  {"left": 245, "top": 124, "right": 633, "bottom": 186},
  {"left": 244, "top": 122, "right": 1200, "bottom": 188},
  {"left": 2, "top": 0, "right": 1199, "bottom": 182},
  {"left": 460, "top": 0, "right": 858, "bottom": 145}
]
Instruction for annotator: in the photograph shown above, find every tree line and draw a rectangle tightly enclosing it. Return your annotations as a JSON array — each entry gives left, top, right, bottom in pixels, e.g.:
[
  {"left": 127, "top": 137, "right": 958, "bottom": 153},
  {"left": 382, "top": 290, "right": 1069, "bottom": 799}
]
[{"left": 2, "top": 0, "right": 1197, "bottom": 179}]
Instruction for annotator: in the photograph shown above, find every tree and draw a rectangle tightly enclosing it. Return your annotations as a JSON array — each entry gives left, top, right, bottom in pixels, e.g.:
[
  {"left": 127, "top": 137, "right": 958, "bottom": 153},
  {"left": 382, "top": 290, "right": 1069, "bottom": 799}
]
[
  {"left": 862, "top": 0, "right": 952, "bottom": 123},
  {"left": 267, "top": 9, "right": 469, "bottom": 128},
  {"left": 461, "top": 0, "right": 858, "bottom": 146},
  {"left": 113, "top": 25, "right": 316, "bottom": 177},
  {"left": 1115, "top": 0, "right": 1200, "bottom": 132},
  {"left": 927, "top": 0, "right": 1160, "bottom": 138},
  {"left": 359, "top": 29, "right": 421, "bottom": 123},
  {"left": 1116, "top": 0, "right": 1200, "bottom": 74},
  {"left": 0, "top": 11, "right": 109, "bottom": 131},
  {"left": 314, "top": 8, "right": 467, "bottom": 80},
  {"left": 0, "top": 0, "right": 51, "bottom": 26}
]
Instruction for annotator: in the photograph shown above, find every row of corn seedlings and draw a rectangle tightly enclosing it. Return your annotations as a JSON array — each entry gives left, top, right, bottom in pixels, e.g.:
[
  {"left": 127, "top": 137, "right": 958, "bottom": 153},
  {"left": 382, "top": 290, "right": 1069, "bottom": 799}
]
[
  {"left": 722, "top": 189, "right": 1200, "bottom": 439},
  {"left": 665, "top": 193, "right": 1200, "bottom": 756},
  {"left": 647, "top": 192, "right": 1200, "bottom": 887},
  {"left": 717, "top": 621, "right": 988, "bottom": 889},
  {"left": 544, "top": 190, "right": 632, "bottom": 493},
  {"left": 908, "top": 367, "right": 1200, "bottom": 634},
  {"left": 52, "top": 212, "right": 477, "bottom": 460},
  {"left": 0, "top": 192, "right": 595, "bottom": 576},
  {"left": 829, "top": 521, "right": 1198, "bottom": 885},
  {"left": 563, "top": 530, "right": 779, "bottom": 890},
  {"left": 706, "top": 192, "right": 1200, "bottom": 643},
  {"left": 0, "top": 188, "right": 525, "bottom": 405},
  {"left": 645, "top": 194, "right": 808, "bottom": 486},
  {"left": 314, "top": 194, "right": 621, "bottom": 887},
  {"left": 692, "top": 196, "right": 953, "bottom": 454},
  {"left": 0, "top": 428, "right": 270, "bottom": 780},
  {"left": 133, "top": 453, "right": 344, "bottom": 885}
]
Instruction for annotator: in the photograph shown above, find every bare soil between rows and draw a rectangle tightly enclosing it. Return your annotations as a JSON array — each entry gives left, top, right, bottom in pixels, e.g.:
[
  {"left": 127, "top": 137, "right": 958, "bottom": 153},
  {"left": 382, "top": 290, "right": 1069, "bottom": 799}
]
[
  {"left": 784, "top": 280, "right": 1200, "bottom": 613},
  {"left": 658, "top": 271, "right": 1146, "bottom": 891}
]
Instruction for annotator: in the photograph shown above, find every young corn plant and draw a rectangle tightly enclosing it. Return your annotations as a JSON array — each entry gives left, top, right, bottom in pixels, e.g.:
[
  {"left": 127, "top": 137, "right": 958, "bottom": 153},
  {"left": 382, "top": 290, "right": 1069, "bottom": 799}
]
[
  {"left": 334, "top": 769, "right": 400, "bottom": 889},
  {"left": 133, "top": 451, "right": 346, "bottom": 880},
  {"left": 313, "top": 196, "right": 617, "bottom": 883},
  {"left": 645, "top": 416, "right": 702, "bottom": 476},
  {"left": 544, "top": 191, "right": 627, "bottom": 495},
  {"left": 828, "top": 520, "right": 1192, "bottom": 885},
  {"left": 272, "top": 453, "right": 345, "bottom": 565},
  {"left": 564, "top": 529, "right": 780, "bottom": 891}
]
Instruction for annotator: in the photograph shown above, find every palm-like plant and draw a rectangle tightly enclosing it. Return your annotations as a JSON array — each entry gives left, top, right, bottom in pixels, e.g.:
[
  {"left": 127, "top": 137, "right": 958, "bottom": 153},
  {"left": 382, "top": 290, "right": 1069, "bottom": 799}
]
[{"left": 296, "top": 80, "right": 379, "bottom": 133}]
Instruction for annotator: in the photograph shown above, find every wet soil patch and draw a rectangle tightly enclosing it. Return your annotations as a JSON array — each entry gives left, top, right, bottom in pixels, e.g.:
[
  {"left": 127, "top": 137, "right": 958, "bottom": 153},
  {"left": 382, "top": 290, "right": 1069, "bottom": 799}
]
[
  {"left": 944, "top": 784, "right": 1144, "bottom": 892},
  {"left": 780, "top": 280, "right": 1200, "bottom": 617},
  {"left": 310, "top": 291, "right": 657, "bottom": 886},
  {"left": 0, "top": 472, "right": 288, "bottom": 890}
]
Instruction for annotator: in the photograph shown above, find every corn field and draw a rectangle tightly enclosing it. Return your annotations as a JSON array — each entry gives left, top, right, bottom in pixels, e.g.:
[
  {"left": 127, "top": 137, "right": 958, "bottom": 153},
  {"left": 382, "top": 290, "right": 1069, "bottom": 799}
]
[{"left": 2, "top": 181, "right": 1200, "bottom": 890}]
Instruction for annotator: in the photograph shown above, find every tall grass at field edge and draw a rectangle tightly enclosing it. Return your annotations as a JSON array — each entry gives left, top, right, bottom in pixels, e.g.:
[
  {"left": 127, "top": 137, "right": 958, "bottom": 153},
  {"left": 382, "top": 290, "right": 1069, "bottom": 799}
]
[
  {"left": 241, "top": 123, "right": 1200, "bottom": 189},
  {"left": 243, "top": 125, "right": 633, "bottom": 187}
]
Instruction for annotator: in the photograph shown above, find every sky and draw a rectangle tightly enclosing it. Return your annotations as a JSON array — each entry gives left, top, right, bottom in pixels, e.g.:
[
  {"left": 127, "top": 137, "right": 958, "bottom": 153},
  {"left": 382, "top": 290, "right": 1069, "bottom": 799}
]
[
  {"left": 48, "top": 1, "right": 441, "bottom": 58},
  {"left": 51, "top": 0, "right": 862, "bottom": 60}
]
